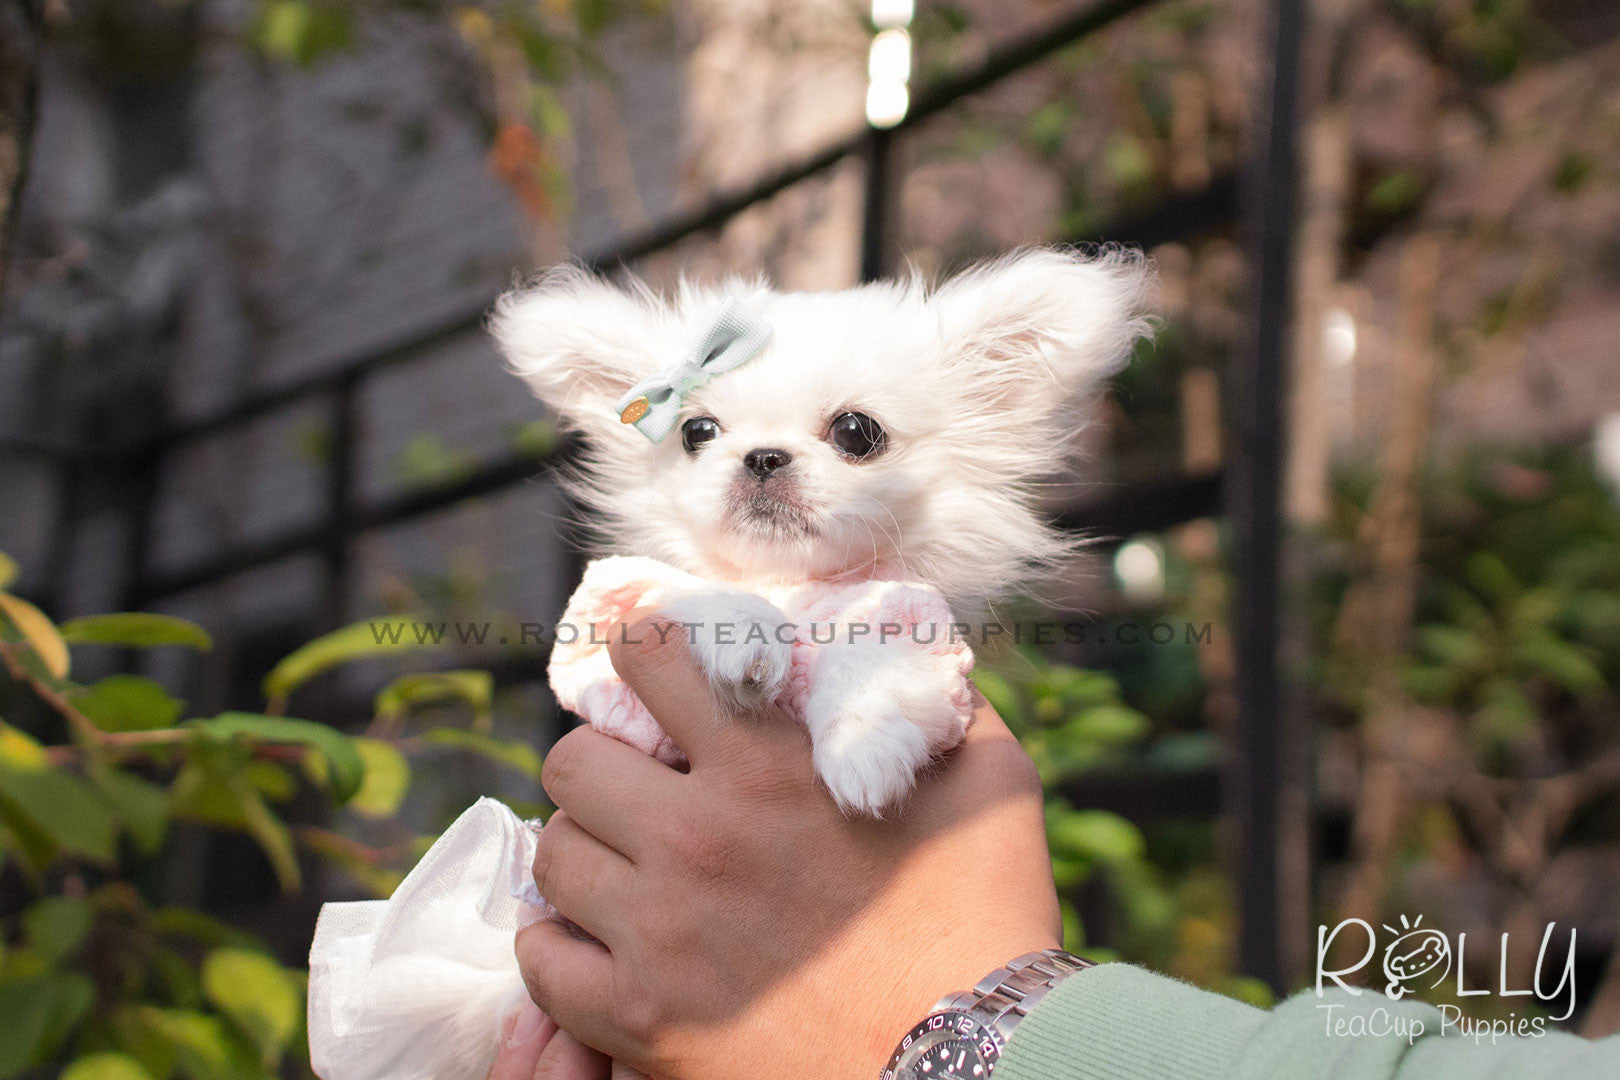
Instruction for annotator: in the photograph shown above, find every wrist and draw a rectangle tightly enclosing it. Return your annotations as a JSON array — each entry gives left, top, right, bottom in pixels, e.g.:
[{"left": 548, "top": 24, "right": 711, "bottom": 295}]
[
  {"left": 881, "top": 946, "right": 1094, "bottom": 1080},
  {"left": 861, "top": 928, "right": 1062, "bottom": 1078}
]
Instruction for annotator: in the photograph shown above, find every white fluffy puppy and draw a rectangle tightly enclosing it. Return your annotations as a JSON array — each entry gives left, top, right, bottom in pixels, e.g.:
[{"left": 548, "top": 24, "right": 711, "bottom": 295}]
[{"left": 492, "top": 247, "right": 1153, "bottom": 812}]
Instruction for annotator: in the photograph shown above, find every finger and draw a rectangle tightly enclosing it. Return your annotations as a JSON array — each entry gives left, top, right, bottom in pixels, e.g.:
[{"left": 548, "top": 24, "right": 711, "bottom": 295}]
[
  {"left": 516, "top": 919, "right": 618, "bottom": 1054},
  {"left": 541, "top": 727, "right": 681, "bottom": 861},
  {"left": 486, "top": 1001, "right": 557, "bottom": 1080},
  {"left": 607, "top": 612, "right": 736, "bottom": 765},
  {"left": 532, "top": 813, "right": 635, "bottom": 945},
  {"left": 533, "top": 1028, "right": 610, "bottom": 1080},
  {"left": 610, "top": 1063, "right": 652, "bottom": 1080}
]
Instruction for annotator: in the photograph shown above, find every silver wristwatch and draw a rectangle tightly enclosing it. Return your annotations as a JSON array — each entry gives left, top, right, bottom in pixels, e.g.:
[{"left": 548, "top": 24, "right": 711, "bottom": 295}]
[{"left": 881, "top": 948, "right": 1094, "bottom": 1079}]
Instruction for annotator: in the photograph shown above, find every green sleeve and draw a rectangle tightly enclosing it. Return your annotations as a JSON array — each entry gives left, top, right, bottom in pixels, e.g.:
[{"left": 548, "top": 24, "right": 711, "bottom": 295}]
[{"left": 993, "top": 963, "right": 1614, "bottom": 1080}]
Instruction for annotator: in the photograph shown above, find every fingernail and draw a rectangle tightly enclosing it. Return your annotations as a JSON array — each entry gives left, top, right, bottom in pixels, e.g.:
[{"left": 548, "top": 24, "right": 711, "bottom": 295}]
[{"left": 506, "top": 1004, "right": 545, "bottom": 1048}]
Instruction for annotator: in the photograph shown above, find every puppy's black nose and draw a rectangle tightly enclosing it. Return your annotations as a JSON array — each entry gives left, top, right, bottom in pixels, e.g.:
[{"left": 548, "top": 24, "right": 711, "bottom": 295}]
[{"left": 743, "top": 447, "right": 792, "bottom": 480}]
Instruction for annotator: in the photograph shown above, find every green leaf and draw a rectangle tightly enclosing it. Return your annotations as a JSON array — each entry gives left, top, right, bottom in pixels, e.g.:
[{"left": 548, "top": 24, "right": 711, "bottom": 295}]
[
  {"left": 374, "top": 670, "right": 493, "bottom": 727},
  {"left": 245, "top": 761, "right": 295, "bottom": 802},
  {"left": 423, "top": 727, "right": 543, "bottom": 779},
  {"left": 187, "top": 713, "right": 365, "bottom": 804},
  {"left": 349, "top": 739, "right": 410, "bottom": 818},
  {"left": 1472, "top": 679, "right": 1537, "bottom": 747},
  {"left": 0, "top": 723, "right": 49, "bottom": 771},
  {"left": 1030, "top": 665, "right": 1123, "bottom": 710},
  {"left": 1465, "top": 551, "right": 1521, "bottom": 602},
  {"left": 0, "top": 553, "right": 16, "bottom": 590},
  {"left": 393, "top": 433, "right": 477, "bottom": 490},
  {"left": 169, "top": 737, "right": 304, "bottom": 891},
  {"left": 168, "top": 759, "right": 252, "bottom": 831},
  {"left": 72, "top": 676, "right": 185, "bottom": 733},
  {"left": 0, "top": 971, "right": 95, "bottom": 1079},
  {"left": 105, "top": 1004, "right": 181, "bottom": 1080},
  {"left": 0, "top": 795, "right": 55, "bottom": 875},
  {"left": 1401, "top": 662, "right": 1463, "bottom": 703},
  {"left": 23, "top": 896, "right": 93, "bottom": 964},
  {"left": 510, "top": 418, "right": 561, "bottom": 457},
  {"left": 92, "top": 769, "right": 169, "bottom": 853},
  {"left": 147, "top": 908, "right": 263, "bottom": 952},
  {"left": 1046, "top": 806, "right": 1145, "bottom": 864},
  {"left": 262, "top": 616, "right": 435, "bottom": 707},
  {"left": 253, "top": 0, "right": 352, "bottom": 66},
  {"left": 256, "top": 0, "right": 310, "bottom": 61},
  {"left": 235, "top": 783, "right": 300, "bottom": 894},
  {"left": 0, "top": 765, "right": 118, "bottom": 863},
  {"left": 201, "top": 949, "right": 300, "bottom": 1066},
  {"left": 1515, "top": 633, "right": 1606, "bottom": 696},
  {"left": 1364, "top": 169, "right": 1424, "bottom": 216},
  {"left": 0, "top": 591, "right": 69, "bottom": 680},
  {"left": 62, "top": 1053, "right": 157, "bottom": 1080},
  {"left": 1025, "top": 101, "right": 1071, "bottom": 158},
  {"left": 127, "top": 1006, "right": 257, "bottom": 1080},
  {"left": 1063, "top": 704, "right": 1150, "bottom": 744},
  {"left": 1415, "top": 624, "right": 1488, "bottom": 670},
  {"left": 58, "top": 613, "right": 212, "bottom": 652}
]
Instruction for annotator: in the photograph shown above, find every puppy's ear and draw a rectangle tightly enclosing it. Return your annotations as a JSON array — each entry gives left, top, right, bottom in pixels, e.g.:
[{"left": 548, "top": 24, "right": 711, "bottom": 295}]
[
  {"left": 491, "top": 266, "right": 668, "bottom": 435},
  {"left": 932, "top": 247, "right": 1153, "bottom": 411}
]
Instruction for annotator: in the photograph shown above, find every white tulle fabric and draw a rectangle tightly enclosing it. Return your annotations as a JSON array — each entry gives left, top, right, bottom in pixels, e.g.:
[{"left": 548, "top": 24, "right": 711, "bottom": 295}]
[{"left": 307, "top": 798, "right": 546, "bottom": 1080}]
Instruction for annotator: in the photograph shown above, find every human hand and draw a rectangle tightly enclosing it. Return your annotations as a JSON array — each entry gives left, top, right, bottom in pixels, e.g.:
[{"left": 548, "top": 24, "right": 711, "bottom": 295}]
[
  {"left": 484, "top": 999, "right": 649, "bottom": 1080},
  {"left": 516, "top": 617, "right": 1060, "bottom": 1080}
]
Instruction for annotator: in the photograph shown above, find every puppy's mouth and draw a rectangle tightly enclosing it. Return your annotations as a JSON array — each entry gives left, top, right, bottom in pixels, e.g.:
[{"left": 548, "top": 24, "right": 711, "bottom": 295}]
[{"left": 724, "top": 480, "right": 818, "bottom": 539}]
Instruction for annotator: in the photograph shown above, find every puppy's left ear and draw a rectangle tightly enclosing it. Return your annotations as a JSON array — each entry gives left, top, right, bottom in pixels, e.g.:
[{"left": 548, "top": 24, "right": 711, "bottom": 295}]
[{"left": 932, "top": 247, "right": 1153, "bottom": 410}]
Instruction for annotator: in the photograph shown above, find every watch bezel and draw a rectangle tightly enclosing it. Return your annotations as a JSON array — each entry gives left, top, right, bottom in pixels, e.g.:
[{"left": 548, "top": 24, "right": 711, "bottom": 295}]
[{"left": 881, "top": 1008, "right": 1003, "bottom": 1080}]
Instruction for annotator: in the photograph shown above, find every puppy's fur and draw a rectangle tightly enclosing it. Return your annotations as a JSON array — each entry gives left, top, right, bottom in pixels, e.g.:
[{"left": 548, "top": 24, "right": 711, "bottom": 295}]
[{"left": 493, "top": 247, "right": 1153, "bottom": 809}]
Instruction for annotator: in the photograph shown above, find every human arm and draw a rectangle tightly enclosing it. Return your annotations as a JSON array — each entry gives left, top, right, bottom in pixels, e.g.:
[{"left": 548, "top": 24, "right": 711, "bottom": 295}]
[{"left": 994, "top": 962, "right": 1617, "bottom": 1080}]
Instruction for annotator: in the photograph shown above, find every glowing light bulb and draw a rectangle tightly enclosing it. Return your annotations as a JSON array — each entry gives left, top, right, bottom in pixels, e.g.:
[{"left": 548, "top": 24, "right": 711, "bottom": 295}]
[
  {"left": 866, "top": 80, "right": 909, "bottom": 129},
  {"left": 1113, "top": 538, "right": 1166, "bottom": 604},
  {"left": 871, "top": 0, "right": 915, "bottom": 29},
  {"left": 1596, "top": 412, "right": 1620, "bottom": 499},
  {"left": 868, "top": 28, "right": 912, "bottom": 83},
  {"left": 1322, "top": 306, "right": 1357, "bottom": 369}
]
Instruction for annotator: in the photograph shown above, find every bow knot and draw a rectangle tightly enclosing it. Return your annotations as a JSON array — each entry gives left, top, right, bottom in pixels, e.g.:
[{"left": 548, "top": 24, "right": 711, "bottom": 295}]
[{"left": 614, "top": 299, "right": 773, "bottom": 442}]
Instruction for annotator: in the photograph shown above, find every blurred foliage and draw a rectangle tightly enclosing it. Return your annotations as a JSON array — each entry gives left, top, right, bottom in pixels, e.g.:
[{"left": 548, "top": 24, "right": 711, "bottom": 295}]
[
  {"left": 1309, "top": 445, "right": 1620, "bottom": 1010},
  {"left": 0, "top": 562, "right": 549, "bottom": 1079},
  {"left": 1318, "top": 446, "right": 1620, "bottom": 760},
  {"left": 975, "top": 653, "right": 1271, "bottom": 1008}
]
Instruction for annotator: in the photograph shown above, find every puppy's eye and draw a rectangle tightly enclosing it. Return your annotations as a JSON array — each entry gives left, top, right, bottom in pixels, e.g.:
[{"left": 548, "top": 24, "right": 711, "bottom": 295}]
[
  {"left": 681, "top": 416, "right": 721, "bottom": 454},
  {"left": 828, "top": 411, "right": 886, "bottom": 461}
]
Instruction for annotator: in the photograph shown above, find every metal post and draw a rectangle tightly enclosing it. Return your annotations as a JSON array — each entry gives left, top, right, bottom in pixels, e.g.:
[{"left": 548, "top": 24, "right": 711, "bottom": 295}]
[
  {"left": 860, "top": 127, "right": 898, "bottom": 283},
  {"left": 1229, "top": 0, "right": 1305, "bottom": 993},
  {"left": 41, "top": 456, "right": 80, "bottom": 616},
  {"left": 322, "top": 374, "right": 359, "bottom": 631},
  {"left": 122, "top": 448, "right": 160, "bottom": 615}
]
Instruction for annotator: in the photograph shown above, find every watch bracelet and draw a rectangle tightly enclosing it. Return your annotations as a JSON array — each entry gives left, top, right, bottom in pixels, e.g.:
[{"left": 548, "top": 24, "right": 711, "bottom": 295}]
[{"left": 937, "top": 948, "right": 1095, "bottom": 1046}]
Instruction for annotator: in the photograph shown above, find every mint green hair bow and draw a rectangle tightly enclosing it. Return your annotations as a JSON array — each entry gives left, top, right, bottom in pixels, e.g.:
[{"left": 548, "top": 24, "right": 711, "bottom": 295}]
[{"left": 614, "top": 298, "right": 773, "bottom": 443}]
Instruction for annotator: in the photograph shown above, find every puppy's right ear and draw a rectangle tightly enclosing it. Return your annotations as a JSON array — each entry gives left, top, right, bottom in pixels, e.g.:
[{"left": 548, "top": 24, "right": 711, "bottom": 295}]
[{"left": 491, "top": 266, "right": 667, "bottom": 436}]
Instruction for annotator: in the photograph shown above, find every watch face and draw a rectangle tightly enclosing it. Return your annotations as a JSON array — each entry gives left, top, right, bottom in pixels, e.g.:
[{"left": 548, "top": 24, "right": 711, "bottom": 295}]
[{"left": 882, "top": 1011, "right": 1001, "bottom": 1080}]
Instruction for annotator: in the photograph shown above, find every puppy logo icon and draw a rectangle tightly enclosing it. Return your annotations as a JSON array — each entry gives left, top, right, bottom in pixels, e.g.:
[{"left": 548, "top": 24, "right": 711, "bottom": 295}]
[{"left": 1382, "top": 915, "right": 1450, "bottom": 998}]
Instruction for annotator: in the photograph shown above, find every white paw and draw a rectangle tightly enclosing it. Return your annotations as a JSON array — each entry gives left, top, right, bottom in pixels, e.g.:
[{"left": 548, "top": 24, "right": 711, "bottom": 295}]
[
  {"left": 662, "top": 590, "right": 792, "bottom": 714},
  {"left": 808, "top": 687, "right": 935, "bottom": 817}
]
